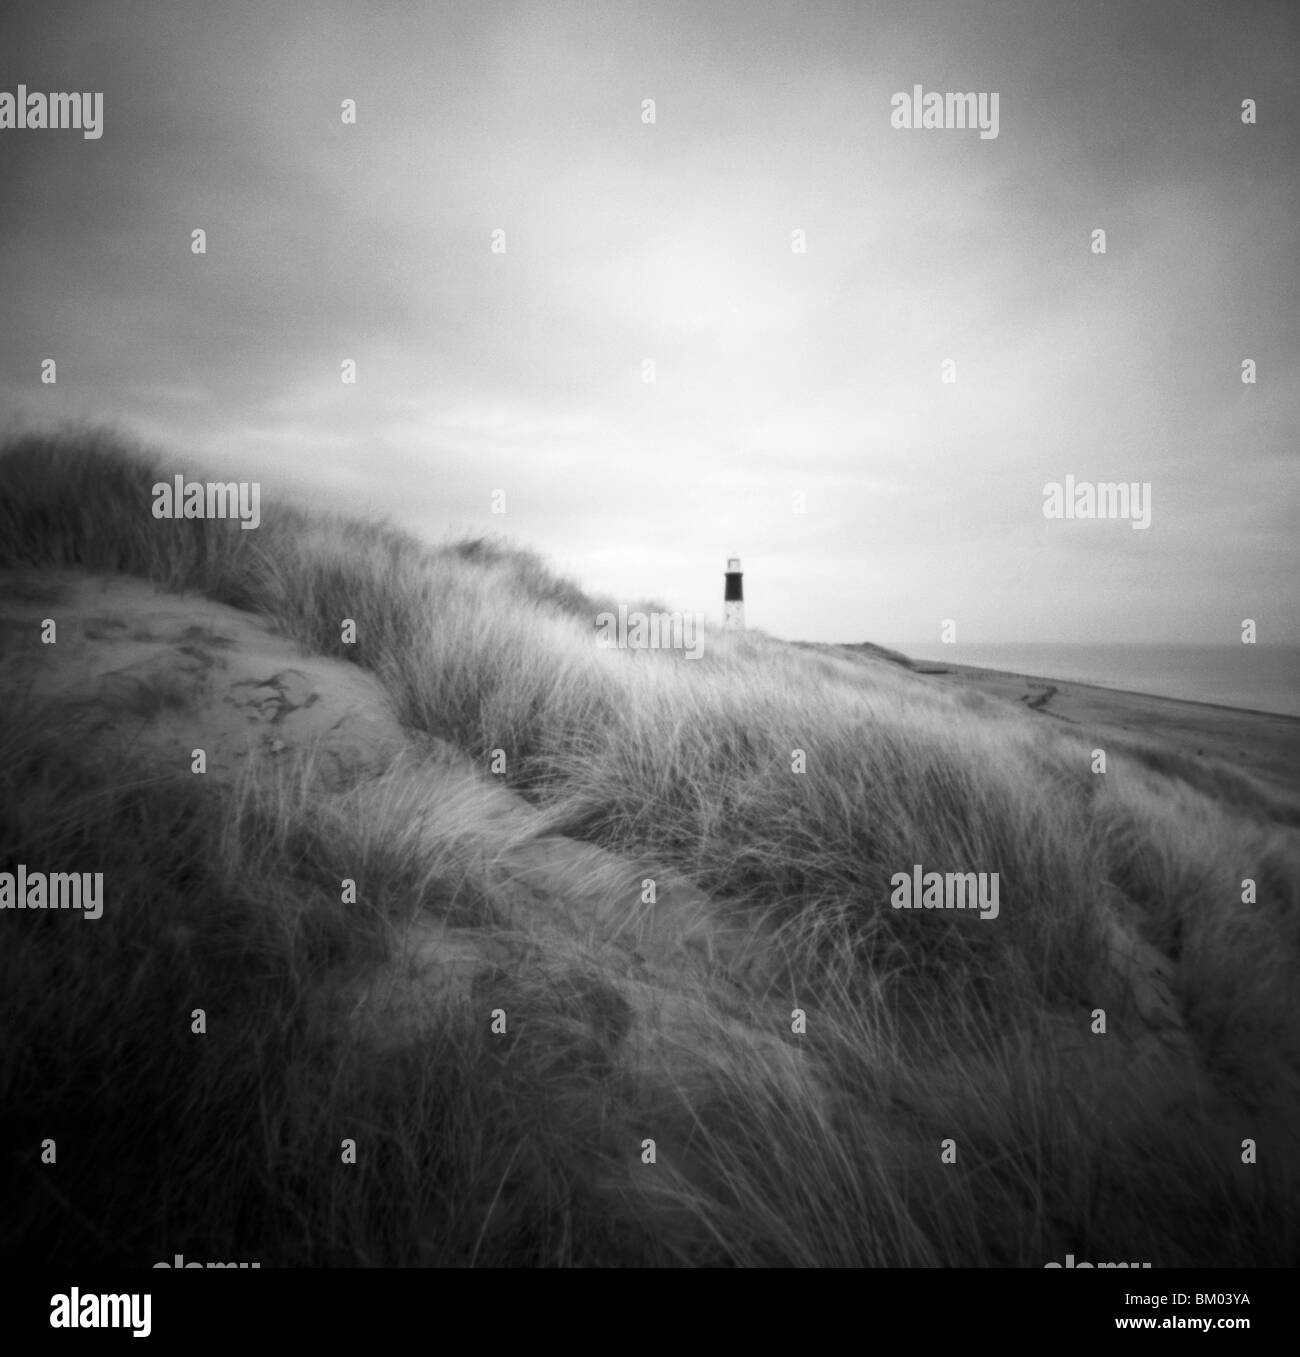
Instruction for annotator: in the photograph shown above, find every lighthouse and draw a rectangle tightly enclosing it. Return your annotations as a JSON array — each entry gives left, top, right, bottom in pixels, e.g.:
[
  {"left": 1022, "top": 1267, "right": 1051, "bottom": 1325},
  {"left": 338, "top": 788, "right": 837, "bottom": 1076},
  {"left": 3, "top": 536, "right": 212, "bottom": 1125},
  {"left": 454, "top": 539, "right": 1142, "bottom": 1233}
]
[{"left": 724, "top": 557, "right": 745, "bottom": 630}]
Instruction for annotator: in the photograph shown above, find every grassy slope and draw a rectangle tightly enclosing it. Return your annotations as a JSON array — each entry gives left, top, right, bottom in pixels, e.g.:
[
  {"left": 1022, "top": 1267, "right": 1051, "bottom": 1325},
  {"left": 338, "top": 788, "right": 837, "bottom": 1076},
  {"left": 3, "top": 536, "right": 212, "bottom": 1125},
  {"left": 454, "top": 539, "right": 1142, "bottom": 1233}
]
[{"left": 1, "top": 428, "right": 1297, "bottom": 1266}]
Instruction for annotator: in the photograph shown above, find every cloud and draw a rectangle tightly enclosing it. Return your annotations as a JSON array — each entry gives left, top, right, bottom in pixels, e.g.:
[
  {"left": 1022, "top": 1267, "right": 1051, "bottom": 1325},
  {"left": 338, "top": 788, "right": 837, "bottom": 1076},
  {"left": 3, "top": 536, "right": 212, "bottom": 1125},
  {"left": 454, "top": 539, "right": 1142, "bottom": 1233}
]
[{"left": 1, "top": 0, "right": 1296, "bottom": 642}]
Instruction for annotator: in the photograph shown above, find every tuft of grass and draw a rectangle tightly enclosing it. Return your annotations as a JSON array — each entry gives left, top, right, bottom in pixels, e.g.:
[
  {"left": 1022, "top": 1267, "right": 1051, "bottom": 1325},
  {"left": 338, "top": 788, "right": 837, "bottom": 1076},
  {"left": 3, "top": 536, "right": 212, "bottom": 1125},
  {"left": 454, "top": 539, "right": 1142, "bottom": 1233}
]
[{"left": 2, "top": 426, "right": 1298, "bottom": 1268}]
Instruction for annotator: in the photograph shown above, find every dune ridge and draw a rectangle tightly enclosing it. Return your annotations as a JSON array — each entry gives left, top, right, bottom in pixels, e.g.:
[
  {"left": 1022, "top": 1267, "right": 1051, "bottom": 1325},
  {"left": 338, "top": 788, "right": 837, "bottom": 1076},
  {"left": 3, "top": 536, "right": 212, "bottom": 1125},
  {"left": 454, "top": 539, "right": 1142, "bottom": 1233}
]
[{"left": 1, "top": 429, "right": 1297, "bottom": 1267}]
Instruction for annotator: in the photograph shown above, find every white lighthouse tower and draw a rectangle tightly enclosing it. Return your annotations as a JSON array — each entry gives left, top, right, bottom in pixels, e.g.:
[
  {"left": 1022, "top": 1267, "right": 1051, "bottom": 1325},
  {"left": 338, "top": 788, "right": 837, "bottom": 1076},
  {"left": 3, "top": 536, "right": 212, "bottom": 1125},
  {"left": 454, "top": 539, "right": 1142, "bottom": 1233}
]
[{"left": 724, "top": 557, "right": 745, "bottom": 630}]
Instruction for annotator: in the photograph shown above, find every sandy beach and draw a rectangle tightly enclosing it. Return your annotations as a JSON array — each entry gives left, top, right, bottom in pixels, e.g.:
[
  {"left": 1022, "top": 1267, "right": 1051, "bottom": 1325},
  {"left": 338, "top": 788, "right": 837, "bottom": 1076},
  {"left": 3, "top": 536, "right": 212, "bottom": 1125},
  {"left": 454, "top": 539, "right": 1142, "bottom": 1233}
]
[{"left": 917, "top": 658, "right": 1300, "bottom": 803}]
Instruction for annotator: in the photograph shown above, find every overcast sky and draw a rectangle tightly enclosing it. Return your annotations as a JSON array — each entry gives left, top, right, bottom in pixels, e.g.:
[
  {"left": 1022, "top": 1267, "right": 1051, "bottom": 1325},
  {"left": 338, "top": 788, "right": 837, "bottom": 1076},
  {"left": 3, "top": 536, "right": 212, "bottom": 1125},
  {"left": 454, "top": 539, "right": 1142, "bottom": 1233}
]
[{"left": 2, "top": 0, "right": 1296, "bottom": 645}]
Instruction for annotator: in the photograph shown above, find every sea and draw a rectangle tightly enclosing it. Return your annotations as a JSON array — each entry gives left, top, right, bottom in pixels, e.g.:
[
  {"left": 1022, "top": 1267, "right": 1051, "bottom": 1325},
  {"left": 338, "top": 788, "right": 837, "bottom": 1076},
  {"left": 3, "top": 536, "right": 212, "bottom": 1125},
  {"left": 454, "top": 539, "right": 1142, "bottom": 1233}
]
[{"left": 894, "top": 642, "right": 1300, "bottom": 719}]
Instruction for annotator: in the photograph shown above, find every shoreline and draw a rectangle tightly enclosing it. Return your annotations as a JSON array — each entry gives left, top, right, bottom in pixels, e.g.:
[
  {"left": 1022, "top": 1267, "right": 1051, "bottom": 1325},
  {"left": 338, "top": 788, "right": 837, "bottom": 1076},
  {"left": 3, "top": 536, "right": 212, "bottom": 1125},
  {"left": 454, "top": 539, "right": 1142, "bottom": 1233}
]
[
  {"left": 810, "top": 640, "right": 1299, "bottom": 803},
  {"left": 919, "top": 659, "right": 1300, "bottom": 725},
  {"left": 914, "top": 658, "right": 1300, "bottom": 802}
]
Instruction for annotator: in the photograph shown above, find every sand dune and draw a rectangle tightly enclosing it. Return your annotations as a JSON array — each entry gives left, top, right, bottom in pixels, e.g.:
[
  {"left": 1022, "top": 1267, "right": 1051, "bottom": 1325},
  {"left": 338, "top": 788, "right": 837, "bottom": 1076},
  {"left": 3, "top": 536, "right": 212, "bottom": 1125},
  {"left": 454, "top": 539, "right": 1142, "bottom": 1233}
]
[
  {"left": 2, "top": 569, "right": 1250, "bottom": 1186},
  {"left": 3, "top": 433, "right": 1295, "bottom": 1266}
]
